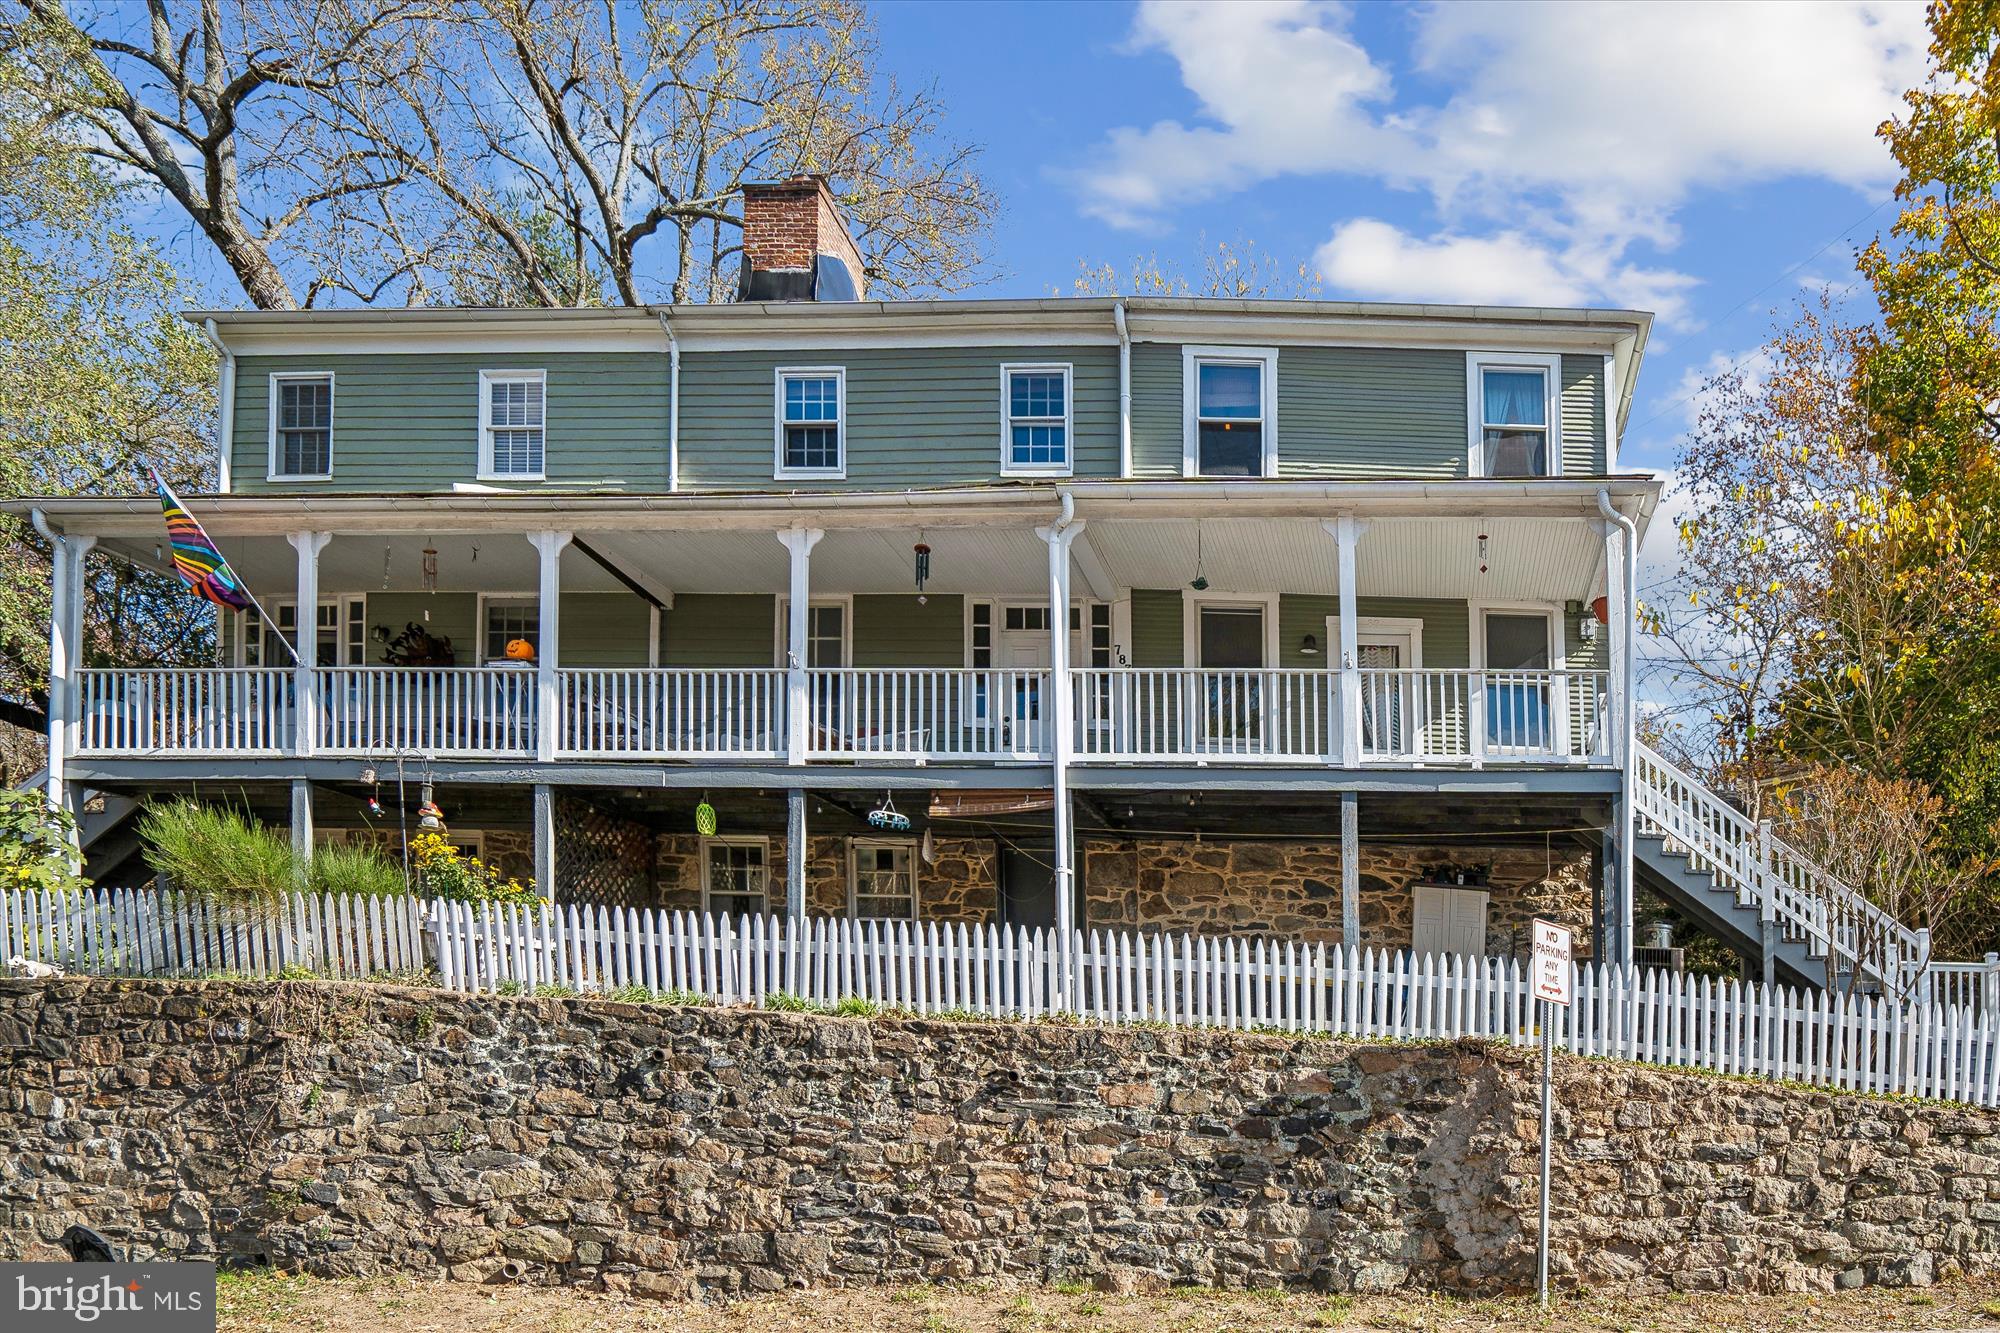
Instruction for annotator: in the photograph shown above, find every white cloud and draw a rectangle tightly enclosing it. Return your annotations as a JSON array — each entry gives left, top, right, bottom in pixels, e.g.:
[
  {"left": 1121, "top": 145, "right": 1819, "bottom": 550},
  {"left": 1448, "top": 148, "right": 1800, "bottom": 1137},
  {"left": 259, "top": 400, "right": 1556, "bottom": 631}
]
[
  {"left": 1313, "top": 219, "right": 1700, "bottom": 319},
  {"left": 1069, "top": 0, "right": 1930, "bottom": 321}
]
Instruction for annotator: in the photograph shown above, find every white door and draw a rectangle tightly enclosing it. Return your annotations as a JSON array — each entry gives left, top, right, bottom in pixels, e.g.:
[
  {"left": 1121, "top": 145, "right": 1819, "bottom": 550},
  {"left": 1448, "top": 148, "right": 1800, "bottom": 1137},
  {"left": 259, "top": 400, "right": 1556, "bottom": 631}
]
[
  {"left": 1358, "top": 630, "right": 1413, "bottom": 757},
  {"left": 1197, "top": 604, "right": 1265, "bottom": 750},
  {"left": 992, "top": 604, "right": 1079, "bottom": 753},
  {"left": 1411, "top": 885, "right": 1489, "bottom": 960}
]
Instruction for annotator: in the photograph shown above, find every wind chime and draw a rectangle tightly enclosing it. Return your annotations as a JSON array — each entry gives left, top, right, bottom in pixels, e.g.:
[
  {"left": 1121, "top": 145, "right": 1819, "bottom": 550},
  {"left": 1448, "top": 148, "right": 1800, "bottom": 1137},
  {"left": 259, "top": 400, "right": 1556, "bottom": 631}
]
[
  {"left": 913, "top": 533, "right": 932, "bottom": 606},
  {"left": 421, "top": 539, "right": 440, "bottom": 620}
]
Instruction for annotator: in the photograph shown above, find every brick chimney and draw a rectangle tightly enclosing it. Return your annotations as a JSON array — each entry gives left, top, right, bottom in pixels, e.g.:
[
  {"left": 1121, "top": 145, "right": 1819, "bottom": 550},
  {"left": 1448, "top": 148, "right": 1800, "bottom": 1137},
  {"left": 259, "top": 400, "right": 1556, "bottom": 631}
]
[{"left": 738, "top": 175, "right": 867, "bottom": 302}]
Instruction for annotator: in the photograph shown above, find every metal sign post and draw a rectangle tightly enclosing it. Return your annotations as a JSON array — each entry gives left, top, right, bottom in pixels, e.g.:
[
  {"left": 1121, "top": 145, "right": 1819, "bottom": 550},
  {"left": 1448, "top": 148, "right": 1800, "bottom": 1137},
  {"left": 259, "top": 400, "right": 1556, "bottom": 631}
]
[{"left": 1530, "top": 918, "right": 1573, "bottom": 1307}]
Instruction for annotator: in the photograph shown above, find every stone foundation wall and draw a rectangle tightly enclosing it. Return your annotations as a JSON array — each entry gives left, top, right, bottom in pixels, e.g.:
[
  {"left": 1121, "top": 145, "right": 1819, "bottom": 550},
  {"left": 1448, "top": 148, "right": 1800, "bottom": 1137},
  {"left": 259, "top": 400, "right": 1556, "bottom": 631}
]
[
  {"left": 1, "top": 978, "right": 1992, "bottom": 1298},
  {"left": 1083, "top": 840, "right": 1592, "bottom": 958}
]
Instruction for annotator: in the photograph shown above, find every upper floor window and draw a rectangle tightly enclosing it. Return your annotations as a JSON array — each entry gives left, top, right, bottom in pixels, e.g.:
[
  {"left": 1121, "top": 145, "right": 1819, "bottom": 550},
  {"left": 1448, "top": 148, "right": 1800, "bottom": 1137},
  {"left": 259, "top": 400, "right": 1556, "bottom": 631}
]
[
  {"left": 775, "top": 367, "right": 845, "bottom": 478},
  {"left": 1469, "top": 353, "right": 1562, "bottom": 477},
  {"left": 1001, "top": 364, "right": 1072, "bottom": 476},
  {"left": 480, "top": 369, "right": 546, "bottom": 480},
  {"left": 269, "top": 373, "right": 333, "bottom": 480},
  {"left": 1182, "top": 346, "right": 1277, "bottom": 477}
]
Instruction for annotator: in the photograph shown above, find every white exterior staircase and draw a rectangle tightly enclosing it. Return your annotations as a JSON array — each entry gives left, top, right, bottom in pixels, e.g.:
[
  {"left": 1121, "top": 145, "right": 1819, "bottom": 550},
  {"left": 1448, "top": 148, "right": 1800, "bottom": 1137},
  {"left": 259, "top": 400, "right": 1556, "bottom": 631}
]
[{"left": 1631, "top": 741, "right": 1928, "bottom": 993}]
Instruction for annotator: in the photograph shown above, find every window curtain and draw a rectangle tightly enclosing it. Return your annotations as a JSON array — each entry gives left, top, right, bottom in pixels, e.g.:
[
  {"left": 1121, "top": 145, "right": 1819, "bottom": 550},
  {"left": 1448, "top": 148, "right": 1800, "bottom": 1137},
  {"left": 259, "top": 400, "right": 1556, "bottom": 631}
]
[{"left": 1482, "top": 370, "right": 1545, "bottom": 427}]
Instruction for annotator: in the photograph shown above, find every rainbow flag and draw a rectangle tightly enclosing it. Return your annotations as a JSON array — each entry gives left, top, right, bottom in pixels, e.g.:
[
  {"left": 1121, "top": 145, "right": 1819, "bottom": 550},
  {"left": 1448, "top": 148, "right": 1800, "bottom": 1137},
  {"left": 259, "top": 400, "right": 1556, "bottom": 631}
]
[{"left": 153, "top": 471, "right": 253, "bottom": 610}]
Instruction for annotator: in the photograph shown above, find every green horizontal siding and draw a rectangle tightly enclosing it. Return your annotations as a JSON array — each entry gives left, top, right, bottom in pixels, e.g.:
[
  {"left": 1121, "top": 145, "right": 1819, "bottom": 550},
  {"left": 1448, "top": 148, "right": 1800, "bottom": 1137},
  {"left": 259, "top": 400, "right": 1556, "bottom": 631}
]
[
  {"left": 661, "top": 594, "right": 774, "bottom": 667},
  {"left": 1276, "top": 596, "right": 1470, "bottom": 669},
  {"left": 1277, "top": 348, "right": 1468, "bottom": 478},
  {"left": 1561, "top": 354, "right": 1608, "bottom": 474},
  {"left": 677, "top": 346, "right": 1119, "bottom": 489},
  {"left": 560, "top": 591, "right": 652, "bottom": 666},
  {"left": 365, "top": 593, "right": 478, "bottom": 665},
  {"left": 1128, "top": 343, "right": 1183, "bottom": 478},
  {"left": 1128, "top": 589, "right": 1184, "bottom": 666},
  {"left": 232, "top": 353, "right": 670, "bottom": 493},
  {"left": 853, "top": 595, "right": 964, "bottom": 667}
]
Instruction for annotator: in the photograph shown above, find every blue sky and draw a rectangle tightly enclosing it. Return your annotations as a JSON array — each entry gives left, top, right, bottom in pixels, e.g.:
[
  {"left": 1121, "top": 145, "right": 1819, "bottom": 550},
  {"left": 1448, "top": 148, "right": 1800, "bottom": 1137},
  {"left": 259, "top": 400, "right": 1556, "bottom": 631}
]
[{"left": 873, "top": 0, "right": 1928, "bottom": 504}]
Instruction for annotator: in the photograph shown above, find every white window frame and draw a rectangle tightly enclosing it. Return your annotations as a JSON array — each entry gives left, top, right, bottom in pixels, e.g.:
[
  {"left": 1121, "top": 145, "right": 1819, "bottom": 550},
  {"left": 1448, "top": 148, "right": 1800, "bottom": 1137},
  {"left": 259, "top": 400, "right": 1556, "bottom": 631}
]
[
  {"left": 234, "top": 596, "right": 365, "bottom": 667},
  {"left": 1469, "top": 601, "right": 1564, "bottom": 674},
  {"left": 1465, "top": 352, "right": 1562, "bottom": 478},
  {"left": 478, "top": 368, "right": 548, "bottom": 482},
  {"left": 999, "top": 362, "right": 1074, "bottom": 478},
  {"left": 773, "top": 365, "right": 847, "bottom": 480},
  {"left": 847, "top": 837, "right": 919, "bottom": 919},
  {"left": 476, "top": 592, "right": 540, "bottom": 666},
  {"left": 774, "top": 595, "right": 854, "bottom": 668},
  {"left": 700, "top": 835, "right": 772, "bottom": 919},
  {"left": 1330, "top": 614, "right": 1427, "bottom": 671},
  {"left": 1182, "top": 345, "right": 1278, "bottom": 478},
  {"left": 1180, "top": 589, "right": 1282, "bottom": 667},
  {"left": 267, "top": 371, "right": 335, "bottom": 482}
]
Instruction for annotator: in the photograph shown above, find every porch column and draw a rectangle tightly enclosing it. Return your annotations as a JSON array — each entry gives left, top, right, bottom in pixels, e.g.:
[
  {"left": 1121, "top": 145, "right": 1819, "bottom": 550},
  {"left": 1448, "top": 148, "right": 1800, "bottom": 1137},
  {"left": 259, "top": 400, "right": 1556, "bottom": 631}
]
[
  {"left": 287, "top": 530, "right": 332, "bottom": 760},
  {"left": 528, "top": 530, "right": 573, "bottom": 764},
  {"left": 1323, "top": 516, "right": 1363, "bottom": 767},
  {"left": 290, "top": 780, "right": 314, "bottom": 863},
  {"left": 44, "top": 528, "right": 96, "bottom": 829},
  {"left": 1038, "top": 513, "right": 1084, "bottom": 1006},
  {"left": 776, "top": 527, "right": 824, "bottom": 766},
  {"left": 786, "top": 788, "right": 807, "bottom": 919},
  {"left": 1340, "top": 790, "right": 1360, "bottom": 949},
  {"left": 1600, "top": 513, "right": 1634, "bottom": 967},
  {"left": 533, "top": 783, "right": 557, "bottom": 901}
]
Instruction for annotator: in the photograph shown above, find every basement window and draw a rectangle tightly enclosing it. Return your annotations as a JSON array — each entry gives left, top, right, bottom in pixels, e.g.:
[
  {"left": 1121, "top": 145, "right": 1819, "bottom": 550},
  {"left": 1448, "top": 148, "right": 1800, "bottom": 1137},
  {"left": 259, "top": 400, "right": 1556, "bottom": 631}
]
[
  {"left": 849, "top": 838, "right": 917, "bottom": 920},
  {"left": 702, "top": 836, "right": 770, "bottom": 921}
]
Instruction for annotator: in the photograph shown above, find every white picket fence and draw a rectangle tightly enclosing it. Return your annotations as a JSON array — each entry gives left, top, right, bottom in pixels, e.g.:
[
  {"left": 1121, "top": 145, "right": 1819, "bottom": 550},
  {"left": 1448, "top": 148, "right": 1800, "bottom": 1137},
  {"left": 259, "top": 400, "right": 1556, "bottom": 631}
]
[{"left": 8, "top": 886, "right": 1998, "bottom": 1108}]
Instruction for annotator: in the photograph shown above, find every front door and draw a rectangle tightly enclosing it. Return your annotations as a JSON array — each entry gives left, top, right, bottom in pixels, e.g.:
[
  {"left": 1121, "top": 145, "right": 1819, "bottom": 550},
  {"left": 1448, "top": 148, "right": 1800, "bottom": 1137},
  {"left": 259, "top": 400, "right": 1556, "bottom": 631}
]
[
  {"left": 999, "top": 845, "right": 1057, "bottom": 932},
  {"left": 1197, "top": 604, "right": 1265, "bottom": 750},
  {"left": 1342, "top": 620, "right": 1418, "bottom": 757},
  {"left": 1411, "top": 884, "right": 1489, "bottom": 960}
]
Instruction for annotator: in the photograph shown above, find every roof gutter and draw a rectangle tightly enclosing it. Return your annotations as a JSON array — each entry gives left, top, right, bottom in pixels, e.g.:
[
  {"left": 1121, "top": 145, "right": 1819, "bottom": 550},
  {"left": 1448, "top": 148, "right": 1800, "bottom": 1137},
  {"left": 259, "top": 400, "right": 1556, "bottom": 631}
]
[
  {"left": 656, "top": 312, "right": 681, "bottom": 492},
  {"left": 199, "top": 319, "right": 235, "bottom": 492}
]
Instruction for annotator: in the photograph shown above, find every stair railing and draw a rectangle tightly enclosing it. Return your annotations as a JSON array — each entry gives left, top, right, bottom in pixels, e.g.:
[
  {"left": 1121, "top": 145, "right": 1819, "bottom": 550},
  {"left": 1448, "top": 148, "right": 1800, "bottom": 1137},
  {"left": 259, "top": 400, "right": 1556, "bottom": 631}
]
[{"left": 1631, "top": 741, "right": 1923, "bottom": 989}]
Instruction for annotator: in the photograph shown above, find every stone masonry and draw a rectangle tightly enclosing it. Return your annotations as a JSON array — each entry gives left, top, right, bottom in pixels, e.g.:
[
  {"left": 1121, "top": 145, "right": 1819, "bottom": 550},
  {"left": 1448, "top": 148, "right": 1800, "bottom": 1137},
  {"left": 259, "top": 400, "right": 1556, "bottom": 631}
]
[{"left": 3, "top": 977, "right": 1996, "bottom": 1298}]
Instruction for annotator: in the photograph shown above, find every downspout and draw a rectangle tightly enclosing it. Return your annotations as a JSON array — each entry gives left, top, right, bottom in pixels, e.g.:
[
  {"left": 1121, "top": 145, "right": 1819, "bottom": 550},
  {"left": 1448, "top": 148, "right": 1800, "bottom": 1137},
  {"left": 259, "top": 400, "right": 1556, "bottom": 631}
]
[
  {"left": 1597, "top": 488, "right": 1638, "bottom": 969},
  {"left": 656, "top": 313, "right": 681, "bottom": 491},
  {"left": 1112, "top": 303, "right": 1132, "bottom": 477},
  {"left": 200, "top": 319, "right": 235, "bottom": 492},
  {"left": 1043, "top": 488, "right": 1081, "bottom": 1006}
]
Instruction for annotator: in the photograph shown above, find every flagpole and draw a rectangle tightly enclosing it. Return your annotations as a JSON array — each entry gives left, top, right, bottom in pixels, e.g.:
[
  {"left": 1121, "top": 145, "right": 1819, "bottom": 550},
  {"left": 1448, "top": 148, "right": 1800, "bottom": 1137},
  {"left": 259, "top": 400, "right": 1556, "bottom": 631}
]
[{"left": 151, "top": 468, "right": 300, "bottom": 667}]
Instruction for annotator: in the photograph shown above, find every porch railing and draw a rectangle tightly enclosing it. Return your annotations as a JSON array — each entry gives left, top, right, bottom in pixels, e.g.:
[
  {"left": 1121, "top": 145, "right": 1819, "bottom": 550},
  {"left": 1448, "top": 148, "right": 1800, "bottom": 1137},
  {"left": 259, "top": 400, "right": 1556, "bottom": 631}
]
[
  {"left": 1070, "top": 668, "right": 1337, "bottom": 762},
  {"left": 318, "top": 667, "right": 536, "bottom": 757},
  {"left": 560, "top": 668, "right": 786, "bottom": 760},
  {"left": 74, "top": 668, "right": 293, "bottom": 755},
  {"left": 805, "top": 668, "right": 1051, "bottom": 760},
  {"left": 70, "top": 664, "right": 1614, "bottom": 767}
]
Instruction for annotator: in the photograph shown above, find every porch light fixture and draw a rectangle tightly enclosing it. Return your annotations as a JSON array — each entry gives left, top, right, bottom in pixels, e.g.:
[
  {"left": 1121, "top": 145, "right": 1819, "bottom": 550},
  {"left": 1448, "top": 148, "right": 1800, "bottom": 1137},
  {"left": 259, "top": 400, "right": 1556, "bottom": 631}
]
[{"left": 1299, "top": 633, "right": 1320, "bottom": 656}]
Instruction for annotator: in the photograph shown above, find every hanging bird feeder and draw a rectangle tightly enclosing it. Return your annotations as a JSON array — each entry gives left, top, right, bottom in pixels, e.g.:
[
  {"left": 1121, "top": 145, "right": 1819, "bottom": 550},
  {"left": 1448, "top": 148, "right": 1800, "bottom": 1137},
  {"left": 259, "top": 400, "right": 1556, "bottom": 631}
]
[
  {"left": 867, "top": 792, "right": 911, "bottom": 832},
  {"left": 417, "top": 781, "right": 445, "bottom": 832}
]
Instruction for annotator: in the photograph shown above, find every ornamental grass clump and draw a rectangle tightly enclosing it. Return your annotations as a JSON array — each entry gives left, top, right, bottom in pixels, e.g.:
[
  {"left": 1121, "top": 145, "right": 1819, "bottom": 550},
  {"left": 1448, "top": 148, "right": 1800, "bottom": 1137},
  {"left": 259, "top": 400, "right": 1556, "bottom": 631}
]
[{"left": 139, "top": 799, "right": 298, "bottom": 908}]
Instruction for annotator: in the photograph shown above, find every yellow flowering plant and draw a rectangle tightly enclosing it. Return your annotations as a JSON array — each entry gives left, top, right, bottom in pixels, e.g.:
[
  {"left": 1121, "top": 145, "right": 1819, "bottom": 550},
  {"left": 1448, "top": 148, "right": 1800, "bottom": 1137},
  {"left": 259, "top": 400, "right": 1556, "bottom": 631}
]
[
  {"left": 0, "top": 790, "right": 89, "bottom": 896},
  {"left": 410, "top": 831, "right": 539, "bottom": 904}
]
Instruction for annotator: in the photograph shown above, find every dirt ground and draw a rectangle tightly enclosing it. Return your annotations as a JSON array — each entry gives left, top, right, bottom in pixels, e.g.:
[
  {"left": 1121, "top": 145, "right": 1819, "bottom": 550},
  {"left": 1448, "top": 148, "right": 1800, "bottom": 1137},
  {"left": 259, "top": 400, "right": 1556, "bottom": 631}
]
[{"left": 212, "top": 1271, "right": 2000, "bottom": 1333}]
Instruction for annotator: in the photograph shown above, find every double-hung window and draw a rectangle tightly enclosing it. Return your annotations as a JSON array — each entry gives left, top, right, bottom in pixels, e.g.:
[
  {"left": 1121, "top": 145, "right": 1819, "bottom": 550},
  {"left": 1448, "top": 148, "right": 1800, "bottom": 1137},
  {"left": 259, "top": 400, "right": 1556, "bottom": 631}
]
[
  {"left": 1468, "top": 353, "right": 1561, "bottom": 477},
  {"left": 481, "top": 597, "right": 539, "bottom": 663},
  {"left": 480, "top": 369, "right": 547, "bottom": 480},
  {"left": 1001, "top": 364, "right": 1072, "bottom": 475},
  {"left": 702, "top": 836, "right": 770, "bottom": 921},
  {"left": 1183, "top": 346, "right": 1277, "bottom": 477},
  {"left": 775, "top": 367, "right": 845, "bottom": 478},
  {"left": 849, "top": 839, "right": 917, "bottom": 919},
  {"left": 269, "top": 373, "right": 333, "bottom": 480}
]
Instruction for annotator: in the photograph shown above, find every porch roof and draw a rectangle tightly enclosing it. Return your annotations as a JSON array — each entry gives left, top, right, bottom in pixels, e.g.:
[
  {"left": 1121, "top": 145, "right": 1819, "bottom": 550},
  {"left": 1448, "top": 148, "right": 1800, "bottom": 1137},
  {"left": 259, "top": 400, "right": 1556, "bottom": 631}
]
[{"left": 13, "top": 478, "right": 1659, "bottom": 604}]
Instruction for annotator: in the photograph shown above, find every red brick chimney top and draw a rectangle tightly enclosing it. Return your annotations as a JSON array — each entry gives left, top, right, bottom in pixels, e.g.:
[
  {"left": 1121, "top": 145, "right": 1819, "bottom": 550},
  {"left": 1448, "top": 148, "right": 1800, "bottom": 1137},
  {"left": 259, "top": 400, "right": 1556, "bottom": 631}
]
[{"left": 739, "top": 175, "right": 866, "bottom": 301}]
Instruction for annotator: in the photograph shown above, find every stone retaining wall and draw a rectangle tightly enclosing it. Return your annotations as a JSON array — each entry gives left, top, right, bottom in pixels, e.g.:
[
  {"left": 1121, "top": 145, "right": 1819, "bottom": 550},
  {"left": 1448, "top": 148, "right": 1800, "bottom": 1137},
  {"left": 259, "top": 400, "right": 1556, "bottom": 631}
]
[{"left": 4, "top": 978, "right": 1992, "bottom": 1299}]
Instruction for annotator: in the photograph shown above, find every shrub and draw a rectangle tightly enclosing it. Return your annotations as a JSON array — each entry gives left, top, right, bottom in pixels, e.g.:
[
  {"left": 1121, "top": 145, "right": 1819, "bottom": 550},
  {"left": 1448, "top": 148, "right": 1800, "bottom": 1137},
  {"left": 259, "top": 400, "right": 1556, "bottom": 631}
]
[
  {"left": 0, "top": 789, "right": 89, "bottom": 895},
  {"left": 306, "top": 842, "right": 408, "bottom": 899},
  {"left": 411, "top": 832, "right": 538, "bottom": 904},
  {"left": 138, "top": 799, "right": 297, "bottom": 908}
]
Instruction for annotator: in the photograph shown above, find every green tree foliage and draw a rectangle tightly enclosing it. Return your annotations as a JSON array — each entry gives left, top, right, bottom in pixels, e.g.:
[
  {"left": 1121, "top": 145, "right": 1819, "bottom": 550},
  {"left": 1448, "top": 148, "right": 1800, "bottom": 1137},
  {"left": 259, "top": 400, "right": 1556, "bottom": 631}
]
[
  {"left": 0, "top": 787, "right": 87, "bottom": 894},
  {"left": 0, "top": 56, "right": 214, "bottom": 780}
]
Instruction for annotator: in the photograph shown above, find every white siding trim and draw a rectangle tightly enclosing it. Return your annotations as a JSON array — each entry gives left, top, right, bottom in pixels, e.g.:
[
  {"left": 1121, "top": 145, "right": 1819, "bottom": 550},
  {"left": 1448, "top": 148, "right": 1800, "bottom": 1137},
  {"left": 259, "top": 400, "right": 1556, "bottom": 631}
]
[{"left": 1465, "top": 351, "right": 1562, "bottom": 478}]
